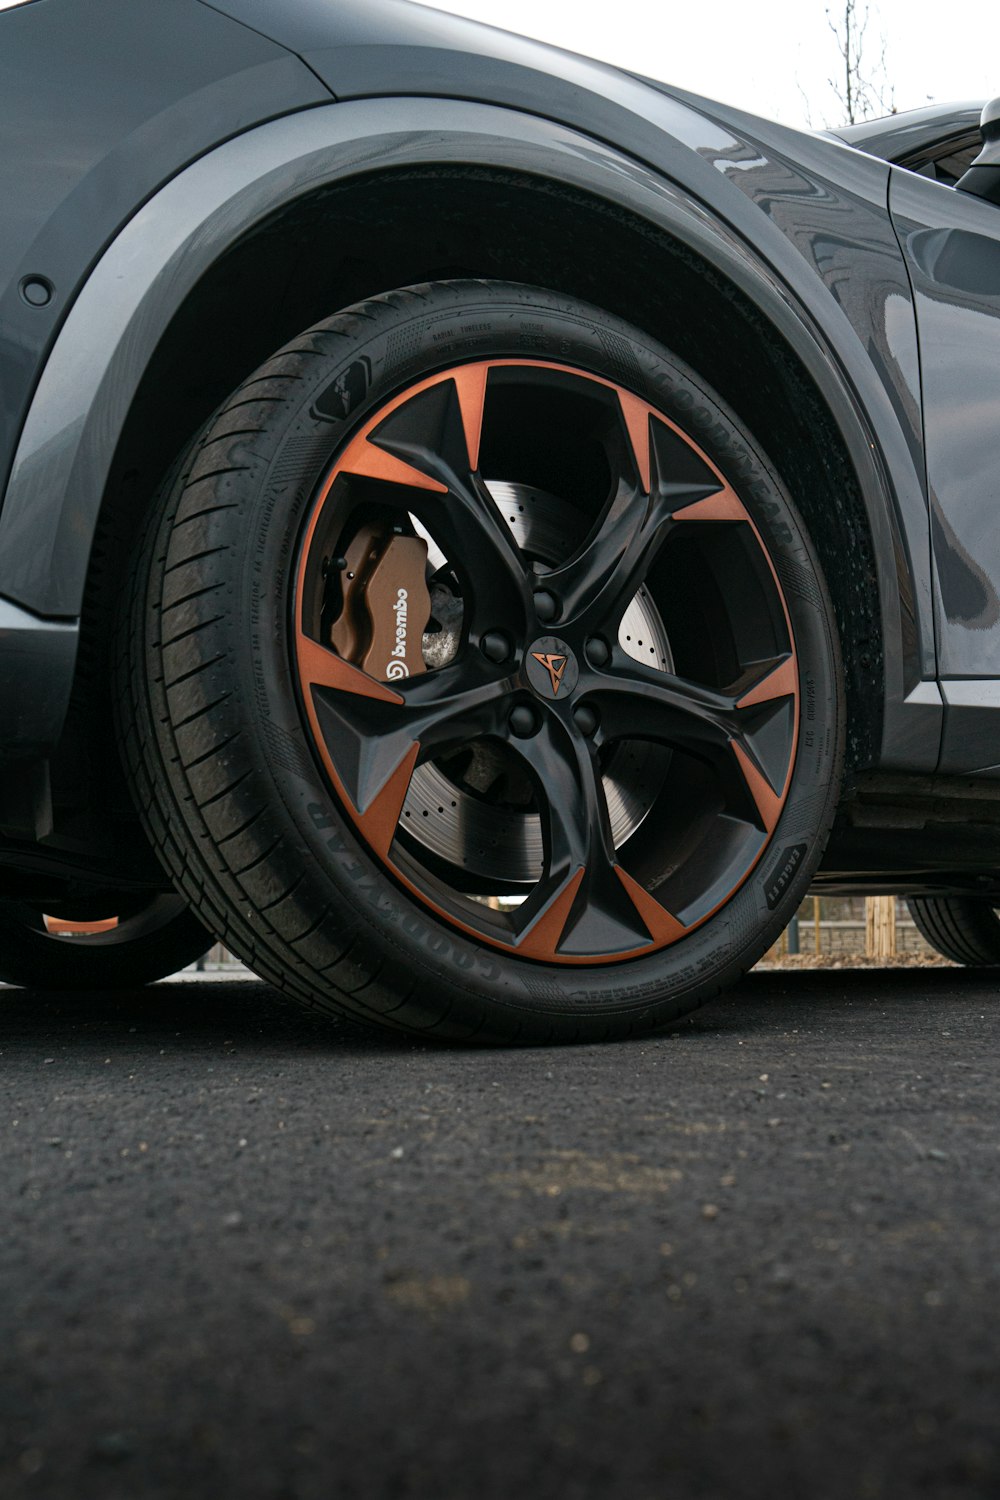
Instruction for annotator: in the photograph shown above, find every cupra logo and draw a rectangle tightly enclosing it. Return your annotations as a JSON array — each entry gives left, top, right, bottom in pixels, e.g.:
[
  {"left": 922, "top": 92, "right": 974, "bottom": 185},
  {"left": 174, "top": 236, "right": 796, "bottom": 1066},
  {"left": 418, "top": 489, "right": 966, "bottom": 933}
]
[{"left": 531, "top": 651, "right": 568, "bottom": 697}]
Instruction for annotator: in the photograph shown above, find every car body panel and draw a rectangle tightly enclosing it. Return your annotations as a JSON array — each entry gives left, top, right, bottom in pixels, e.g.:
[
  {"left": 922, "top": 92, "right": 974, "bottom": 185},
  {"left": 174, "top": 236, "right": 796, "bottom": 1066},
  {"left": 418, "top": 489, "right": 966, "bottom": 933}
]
[
  {"left": 890, "top": 167, "right": 1000, "bottom": 773},
  {"left": 831, "top": 103, "right": 983, "bottom": 164},
  {"left": 0, "top": 599, "right": 76, "bottom": 765},
  {"left": 0, "top": 0, "right": 330, "bottom": 506}
]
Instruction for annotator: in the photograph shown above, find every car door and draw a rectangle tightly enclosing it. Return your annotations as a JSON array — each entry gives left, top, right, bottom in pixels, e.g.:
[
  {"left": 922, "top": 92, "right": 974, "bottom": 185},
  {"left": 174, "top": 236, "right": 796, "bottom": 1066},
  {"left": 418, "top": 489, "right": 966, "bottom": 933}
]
[{"left": 890, "top": 165, "right": 1000, "bottom": 774}]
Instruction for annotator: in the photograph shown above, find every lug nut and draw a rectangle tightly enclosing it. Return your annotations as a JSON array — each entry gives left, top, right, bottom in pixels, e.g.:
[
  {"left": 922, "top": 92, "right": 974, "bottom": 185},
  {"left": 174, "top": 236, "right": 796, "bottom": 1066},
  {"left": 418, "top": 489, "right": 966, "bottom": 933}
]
[
  {"left": 586, "top": 636, "right": 611, "bottom": 668},
  {"left": 574, "top": 704, "right": 600, "bottom": 737},
  {"left": 508, "top": 704, "right": 538, "bottom": 738},
  {"left": 480, "top": 630, "right": 511, "bottom": 664},
  {"left": 532, "top": 589, "right": 559, "bottom": 623}
]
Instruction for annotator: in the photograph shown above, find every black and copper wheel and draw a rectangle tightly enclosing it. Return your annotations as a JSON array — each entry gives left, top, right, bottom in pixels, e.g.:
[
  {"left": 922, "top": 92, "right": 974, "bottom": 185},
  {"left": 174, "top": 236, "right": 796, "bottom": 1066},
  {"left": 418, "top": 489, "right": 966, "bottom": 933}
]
[
  {"left": 119, "top": 281, "right": 843, "bottom": 1042},
  {"left": 0, "top": 893, "right": 211, "bottom": 989}
]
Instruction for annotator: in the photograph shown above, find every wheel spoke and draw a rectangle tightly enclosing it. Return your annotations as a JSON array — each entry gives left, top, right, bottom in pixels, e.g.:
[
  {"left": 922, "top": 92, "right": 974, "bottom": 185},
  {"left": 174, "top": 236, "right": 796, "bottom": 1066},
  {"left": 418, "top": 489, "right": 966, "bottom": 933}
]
[
  {"left": 592, "top": 656, "right": 741, "bottom": 757},
  {"left": 541, "top": 411, "right": 723, "bottom": 628},
  {"left": 508, "top": 717, "right": 670, "bottom": 958},
  {"left": 512, "top": 718, "right": 607, "bottom": 881},
  {"left": 589, "top": 651, "right": 796, "bottom": 832},
  {"left": 362, "top": 374, "right": 529, "bottom": 631},
  {"left": 389, "top": 659, "right": 516, "bottom": 754},
  {"left": 299, "top": 637, "right": 514, "bottom": 850}
]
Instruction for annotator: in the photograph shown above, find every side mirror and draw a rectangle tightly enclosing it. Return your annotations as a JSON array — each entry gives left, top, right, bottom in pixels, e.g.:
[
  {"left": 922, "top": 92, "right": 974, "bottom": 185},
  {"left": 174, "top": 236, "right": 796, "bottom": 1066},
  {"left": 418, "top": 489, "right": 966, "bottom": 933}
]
[{"left": 956, "top": 97, "right": 1000, "bottom": 203}]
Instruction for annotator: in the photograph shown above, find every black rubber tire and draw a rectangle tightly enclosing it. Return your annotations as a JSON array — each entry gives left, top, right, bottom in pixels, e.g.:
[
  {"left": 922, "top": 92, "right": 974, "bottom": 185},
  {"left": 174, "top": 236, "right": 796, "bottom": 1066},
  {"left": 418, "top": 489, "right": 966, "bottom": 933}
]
[
  {"left": 906, "top": 895, "right": 1000, "bottom": 966},
  {"left": 0, "top": 895, "right": 212, "bottom": 989},
  {"left": 115, "top": 280, "right": 844, "bottom": 1043}
]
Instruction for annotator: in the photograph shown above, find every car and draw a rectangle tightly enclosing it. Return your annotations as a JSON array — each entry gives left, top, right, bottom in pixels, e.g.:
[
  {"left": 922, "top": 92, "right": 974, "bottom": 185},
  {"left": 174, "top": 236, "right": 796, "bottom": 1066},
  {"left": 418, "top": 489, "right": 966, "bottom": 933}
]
[{"left": 2, "top": 0, "right": 1000, "bottom": 1038}]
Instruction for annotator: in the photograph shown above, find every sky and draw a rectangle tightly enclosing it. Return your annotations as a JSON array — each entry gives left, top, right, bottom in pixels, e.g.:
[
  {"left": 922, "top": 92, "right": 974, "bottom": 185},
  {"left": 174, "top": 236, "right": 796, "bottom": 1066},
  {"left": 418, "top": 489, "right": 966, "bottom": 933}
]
[{"left": 428, "top": 0, "right": 1000, "bottom": 129}]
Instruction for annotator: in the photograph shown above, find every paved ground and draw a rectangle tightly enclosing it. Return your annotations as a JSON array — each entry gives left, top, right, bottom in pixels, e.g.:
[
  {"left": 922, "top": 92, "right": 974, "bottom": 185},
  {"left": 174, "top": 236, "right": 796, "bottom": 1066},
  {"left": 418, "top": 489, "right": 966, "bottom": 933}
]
[{"left": 2, "top": 967, "right": 999, "bottom": 1500}]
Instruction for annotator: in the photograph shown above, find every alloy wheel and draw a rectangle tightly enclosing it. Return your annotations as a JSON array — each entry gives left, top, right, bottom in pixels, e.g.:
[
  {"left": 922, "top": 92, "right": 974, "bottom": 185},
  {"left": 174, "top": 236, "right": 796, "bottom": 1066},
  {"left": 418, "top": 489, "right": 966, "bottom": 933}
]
[{"left": 294, "top": 360, "right": 799, "bottom": 965}]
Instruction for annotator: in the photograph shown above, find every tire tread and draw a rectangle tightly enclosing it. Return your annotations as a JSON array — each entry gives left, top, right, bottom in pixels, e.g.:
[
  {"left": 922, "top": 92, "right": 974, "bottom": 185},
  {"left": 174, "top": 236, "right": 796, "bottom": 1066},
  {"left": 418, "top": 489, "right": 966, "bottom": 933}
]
[{"left": 906, "top": 896, "right": 1000, "bottom": 966}]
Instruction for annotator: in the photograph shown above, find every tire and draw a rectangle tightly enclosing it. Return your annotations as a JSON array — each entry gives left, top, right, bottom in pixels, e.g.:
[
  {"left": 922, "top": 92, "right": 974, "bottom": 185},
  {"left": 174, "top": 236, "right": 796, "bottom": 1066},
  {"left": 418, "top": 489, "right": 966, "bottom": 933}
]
[
  {"left": 906, "top": 896, "right": 1000, "bottom": 966},
  {"left": 0, "top": 894, "right": 211, "bottom": 989},
  {"left": 116, "top": 280, "right": 843, "bottom": 1043}
]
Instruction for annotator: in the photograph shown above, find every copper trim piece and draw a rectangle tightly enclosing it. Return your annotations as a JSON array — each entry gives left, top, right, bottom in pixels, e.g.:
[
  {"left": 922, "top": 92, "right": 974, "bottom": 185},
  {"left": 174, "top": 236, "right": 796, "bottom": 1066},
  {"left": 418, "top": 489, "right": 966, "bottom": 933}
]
[
  {"left": 297, "top": 634, "right": 404, "bottom": 704},
  {"left": 341, "top": 433, "right": 447, "bottom": 493},
  {"left": 451, "top": 362, "right": 489, "bottom": 472},
  {"left": 614, "top": 867, "right": 687, "bottom": 944},
  {"left": 731, "top": 741, "right": 784, "bottom": 833},
  {"left": 357, "top": 742, "right": 420, "bottom": 859},
  {"left": 618, "top": 390, "right": 653, "bottom": 494},
  {"left": 671, "top": 487, "right": 749, "bottom": 524},
  {"left": 737, "top": 655, "right": 798, "bottom": 709},
  {"left": 515, "top": 867, "right": 585, "bottom": 960},
  {"left": 43, "top": 916, "right": 119, "bottom": 935}
]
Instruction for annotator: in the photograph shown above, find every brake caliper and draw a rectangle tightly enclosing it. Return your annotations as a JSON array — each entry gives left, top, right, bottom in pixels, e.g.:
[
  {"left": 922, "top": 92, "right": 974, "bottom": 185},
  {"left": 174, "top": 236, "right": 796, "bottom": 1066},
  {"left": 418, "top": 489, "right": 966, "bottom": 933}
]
[{"left": 331, "top": 525, "right": 430, "bottom": 681}]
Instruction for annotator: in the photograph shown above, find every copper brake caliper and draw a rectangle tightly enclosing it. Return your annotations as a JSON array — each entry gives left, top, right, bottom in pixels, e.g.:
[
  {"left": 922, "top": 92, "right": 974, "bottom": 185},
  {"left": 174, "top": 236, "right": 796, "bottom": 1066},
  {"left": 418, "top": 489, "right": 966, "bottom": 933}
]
[{"left": 330, "top": 525, "right": 431, "bottom": 682}]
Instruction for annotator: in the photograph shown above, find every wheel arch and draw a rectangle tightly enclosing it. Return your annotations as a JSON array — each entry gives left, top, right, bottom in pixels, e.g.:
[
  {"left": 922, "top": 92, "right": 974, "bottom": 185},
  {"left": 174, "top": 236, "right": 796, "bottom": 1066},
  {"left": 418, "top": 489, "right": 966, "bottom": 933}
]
[
  {"left": 0, "top": 98, "right": 916, "bottom": 793},
  {"left": 102, "top": 164, "right": 888, "bottom": 775}
]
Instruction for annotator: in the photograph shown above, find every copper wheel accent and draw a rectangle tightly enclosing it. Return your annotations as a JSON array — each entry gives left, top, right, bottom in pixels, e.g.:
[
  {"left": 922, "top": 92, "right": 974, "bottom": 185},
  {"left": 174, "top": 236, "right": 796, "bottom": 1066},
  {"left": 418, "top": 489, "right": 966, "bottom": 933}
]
[
  {"left": 294, "top": 361, "right": 799, "bottom": 965},
  {"left": 43, "top": 916, "right": 120, "bottom": 935}
]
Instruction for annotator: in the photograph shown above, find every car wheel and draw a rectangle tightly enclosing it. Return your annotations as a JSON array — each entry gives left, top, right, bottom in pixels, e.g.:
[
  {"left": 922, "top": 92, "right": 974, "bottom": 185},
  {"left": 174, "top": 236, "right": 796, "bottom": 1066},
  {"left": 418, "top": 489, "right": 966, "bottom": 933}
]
[
  {"left": 0, "top": 894, "right": 211, "bottom": 989},
  {"left": 117, "top": 280, "right": 843, "bottom": 1043},
  {"left": 906, "top": 895, "right": 1000, "bottom": 966}
]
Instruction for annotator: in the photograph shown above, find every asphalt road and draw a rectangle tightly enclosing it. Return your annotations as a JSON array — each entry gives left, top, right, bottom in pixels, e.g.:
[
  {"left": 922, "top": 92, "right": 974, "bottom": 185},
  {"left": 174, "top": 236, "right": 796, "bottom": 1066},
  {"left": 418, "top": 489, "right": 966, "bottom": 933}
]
[{"left": 2, "top": 967, "right": 1000, "bottom": 1500}]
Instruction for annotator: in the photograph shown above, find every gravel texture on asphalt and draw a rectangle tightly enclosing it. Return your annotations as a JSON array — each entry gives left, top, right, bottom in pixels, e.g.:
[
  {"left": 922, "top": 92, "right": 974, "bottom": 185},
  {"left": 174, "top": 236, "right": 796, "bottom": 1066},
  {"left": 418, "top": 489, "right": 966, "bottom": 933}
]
[{"left": 2, "top": 968, "right": 999, "bottom": 1500}]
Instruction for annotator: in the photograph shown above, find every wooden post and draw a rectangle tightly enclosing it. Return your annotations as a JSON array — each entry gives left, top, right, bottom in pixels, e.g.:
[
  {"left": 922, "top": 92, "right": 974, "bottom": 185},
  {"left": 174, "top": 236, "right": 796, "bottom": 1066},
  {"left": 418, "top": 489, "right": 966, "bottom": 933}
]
[
  {"left": 787, "top": 913, "right": 800, "bottom": 954},
  {"left": 813, "top": 894, "right": 821, "bottom": 955},
  {"left": 865, "top": 896, "right": 896, "bottom": 958}
]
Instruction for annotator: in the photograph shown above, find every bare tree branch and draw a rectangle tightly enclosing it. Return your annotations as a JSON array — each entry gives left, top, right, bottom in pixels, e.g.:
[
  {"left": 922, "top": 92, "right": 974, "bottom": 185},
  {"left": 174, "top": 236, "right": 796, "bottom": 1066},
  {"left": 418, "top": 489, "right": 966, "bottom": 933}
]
[{"left": 824, "top": 0, "right": 896, "bottom": 125}]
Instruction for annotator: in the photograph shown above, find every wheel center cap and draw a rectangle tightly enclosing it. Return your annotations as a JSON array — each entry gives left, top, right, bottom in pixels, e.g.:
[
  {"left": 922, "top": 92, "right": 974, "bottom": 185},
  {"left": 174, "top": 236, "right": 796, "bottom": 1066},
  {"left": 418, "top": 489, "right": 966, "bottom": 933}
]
[{"left": 526, "top": 637, "right": 579, "bottom": 700}]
